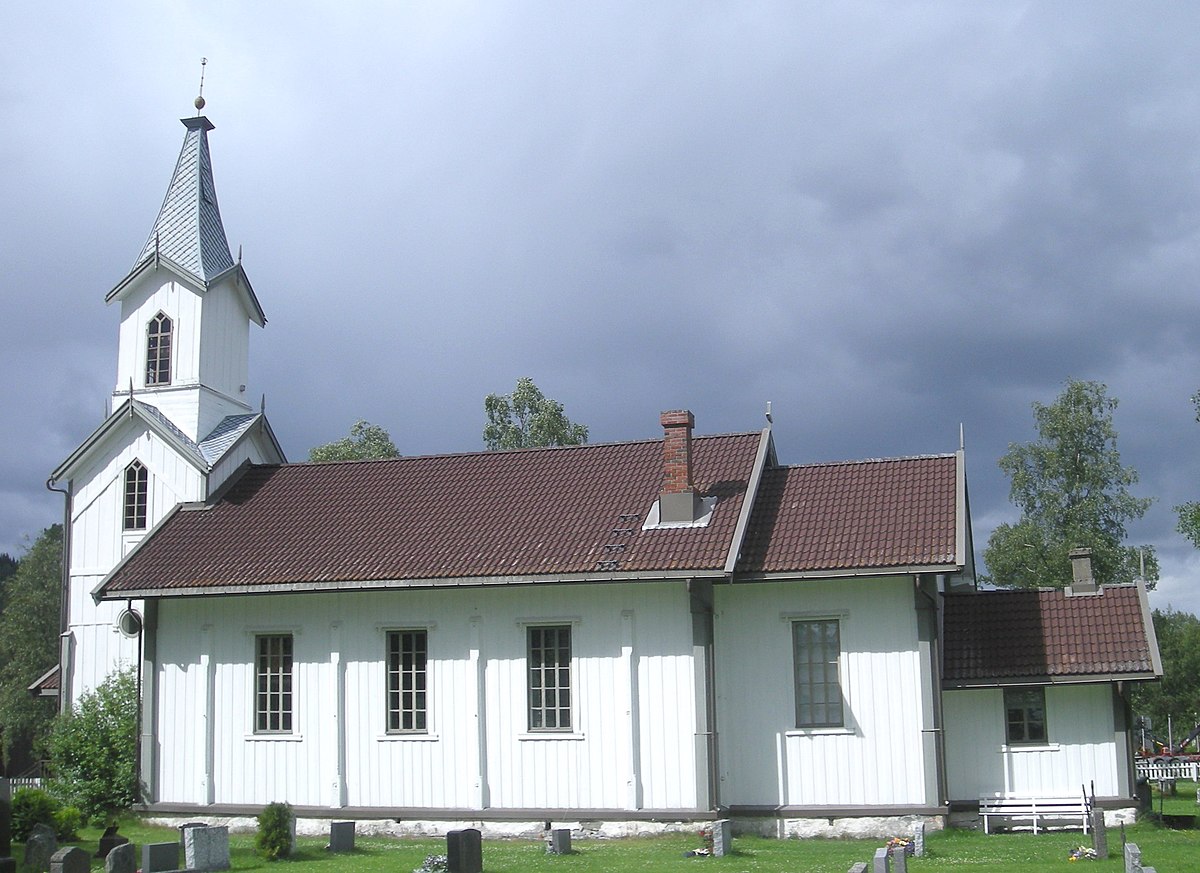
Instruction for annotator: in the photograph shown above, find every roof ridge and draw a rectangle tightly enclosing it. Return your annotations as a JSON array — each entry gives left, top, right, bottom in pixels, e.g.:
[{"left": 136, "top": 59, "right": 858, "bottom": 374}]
[{"left": 777, "top": 452, "right": 957, "bottom": 471}]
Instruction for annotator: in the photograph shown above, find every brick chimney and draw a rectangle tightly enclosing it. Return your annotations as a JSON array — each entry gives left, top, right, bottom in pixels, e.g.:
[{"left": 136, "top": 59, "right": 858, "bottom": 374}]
[
  {"left": 659, "top": 410, "right": 701, "bottom": 524},
  {"left": 1069, "top": 547, "right": 1097, "bottom": 594}
]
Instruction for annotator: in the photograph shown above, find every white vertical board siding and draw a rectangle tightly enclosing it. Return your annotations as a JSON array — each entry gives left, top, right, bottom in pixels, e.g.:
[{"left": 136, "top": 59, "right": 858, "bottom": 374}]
[
  {"left": 152, "top": 582, "right": 698, "bottom": 811},
  {"left": 944, "top": 685, "right": 1121, "bottom": 800},
  {"left": 197, "top": 282, "right": 251, "bottom": 406},
  {"left": 714, "top": 577, "right": 931, "bottom": 808}
]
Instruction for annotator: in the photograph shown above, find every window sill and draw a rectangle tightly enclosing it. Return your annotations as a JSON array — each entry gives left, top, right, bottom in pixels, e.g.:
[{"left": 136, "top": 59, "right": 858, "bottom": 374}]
[
  {"left": 377, "top": 733, "right": 439, "bottom": 742},
  {"left": 1001, "top": 743, "right": 1060, "bottom": 753},
  {"left": 245, "top": 733, "right": 304, "bottom": 742},
  {"left": 785, "top": 727, "right": 854, "bottom": 738},
  {"left": 518, "top": 732, "right": 586, "bottom": 742}
]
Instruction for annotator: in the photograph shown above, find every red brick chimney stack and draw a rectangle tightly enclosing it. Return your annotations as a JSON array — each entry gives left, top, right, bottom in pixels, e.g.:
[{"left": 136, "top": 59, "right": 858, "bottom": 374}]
[{"left": 659, "top": 410, "right": 700, "bottom": 523}]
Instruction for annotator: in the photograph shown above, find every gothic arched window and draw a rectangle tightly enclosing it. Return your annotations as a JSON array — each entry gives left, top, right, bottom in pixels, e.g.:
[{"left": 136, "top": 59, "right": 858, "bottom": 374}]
[
  {"left": 123, "top": 460, "right": 148, "bottom": 530},
  {"left": 146, "top": 312, "right": 173, "bottom": 386}
]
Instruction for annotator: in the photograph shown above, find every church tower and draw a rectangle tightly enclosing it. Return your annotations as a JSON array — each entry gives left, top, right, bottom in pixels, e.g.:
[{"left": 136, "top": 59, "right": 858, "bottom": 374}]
[{"left": 49, "top": 102, "right": 285, "bottom": 707}]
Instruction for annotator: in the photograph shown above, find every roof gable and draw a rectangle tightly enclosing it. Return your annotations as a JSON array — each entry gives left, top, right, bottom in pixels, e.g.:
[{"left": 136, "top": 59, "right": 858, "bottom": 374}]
[
  {"left": 99, "top": 431, "right": 763, "bottom": 597},
  {"left": 943, "top": 585, "right": 1160, "bottom": 685}
]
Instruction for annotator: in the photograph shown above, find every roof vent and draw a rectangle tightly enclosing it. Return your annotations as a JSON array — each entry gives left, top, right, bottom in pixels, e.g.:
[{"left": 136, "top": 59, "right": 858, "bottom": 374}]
[
  {"left": 1068, "top": 547, "right": 1098, "bottom": 595},
  {"left": 658, "top": 410, "right": 702, "bottom": 525}
]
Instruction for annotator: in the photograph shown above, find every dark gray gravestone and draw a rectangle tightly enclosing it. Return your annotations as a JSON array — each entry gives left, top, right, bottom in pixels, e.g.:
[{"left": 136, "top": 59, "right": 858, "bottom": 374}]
[
  {"left": 446, "top": 828, "right": 482, "bottom": 873},
  {"left": 711, "top": 819, "right": 732, "bottom": 857},
  {"left": 104, "top": 843, "right": 136, "bottom": 873},
  {"left": 141, "top": 842, "right": 180, "bottom": 873},
  {"left": 1091, "top": 808, "right": 1108, "bottom": 858},
  {"left": 889, "top": 845, "right": 907, "bottom": 873},
  {"left": 48, "top": 847, "right": 87, "bottom": 873},
  {"left": 23, "top": 824, "right": 57, "bottom": 873},
  {"left": 96, "top": 824, "right": 129, "bottom": 859},
  {"left": 546, "top": 829, "right": 571, "bottom": 855},
  {"left": 872, "top": 846, "right": 890, "bottom": 873},
  {"left": 328, "top": 821, "right": 355, "bottom": 853}
]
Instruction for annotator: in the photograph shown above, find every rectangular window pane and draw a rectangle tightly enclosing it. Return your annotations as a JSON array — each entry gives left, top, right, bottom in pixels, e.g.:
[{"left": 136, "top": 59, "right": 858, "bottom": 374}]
[
  {"left": 793, "top": 619, "right": 843, "bottom": 728},
  {"left": 387, "top": 630, "right": 428, "bottom": 733},
  {"left": 528, "top": 625, "right": 571, "bottom": 731},
  {"left": 255, "top": 634, "right": 293, "bottom": 734},
  {"left": 1004, "top": 687, "right": 1047, "bottom": 744}
]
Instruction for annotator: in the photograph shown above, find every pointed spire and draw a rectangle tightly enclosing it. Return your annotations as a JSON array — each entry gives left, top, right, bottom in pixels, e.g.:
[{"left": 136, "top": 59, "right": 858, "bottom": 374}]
[{"left": 134, "top": 115, "right": 235, "bottom": 283}]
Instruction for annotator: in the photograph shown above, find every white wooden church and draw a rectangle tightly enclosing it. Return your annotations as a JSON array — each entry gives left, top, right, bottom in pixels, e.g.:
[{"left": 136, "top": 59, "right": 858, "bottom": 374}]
[{"left": 46, "top": 106, "right": 1161, "bottom": 836}]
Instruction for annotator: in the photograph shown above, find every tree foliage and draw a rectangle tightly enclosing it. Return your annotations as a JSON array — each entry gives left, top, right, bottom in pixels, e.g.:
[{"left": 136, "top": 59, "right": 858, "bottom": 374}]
[
  {"left": 982, "top": 380, "right": 1157, "bottom": 588},
  {"left": 483, "top": 377, "right": 588, "bottom": 450},
  {"left": 308, "top": 419, "right": 399, "bottom": 462},
  {"left": 47, "top": 668, "right": 140, "bottom": 824},
  {"left": 1130, "top": 608, "right": 1200, "bottom": 750},
  {"left": 1175, "top": 390, "right": 1200, "bottom": 549},
  {"left": 0, "top": 526, "right": 62, "bottom": 769}
]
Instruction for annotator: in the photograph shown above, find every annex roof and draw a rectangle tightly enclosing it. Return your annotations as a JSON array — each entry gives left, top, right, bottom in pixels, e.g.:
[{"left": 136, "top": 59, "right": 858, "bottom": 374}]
[
  {"left": 735, "top": 454, "right": 961, "bottom": 576},
  {"left": 942, "top": 584, "right": 1161, "bottom": 686},
  {"left": 98, "top": 431, "right": 766, "bottom": 598}
]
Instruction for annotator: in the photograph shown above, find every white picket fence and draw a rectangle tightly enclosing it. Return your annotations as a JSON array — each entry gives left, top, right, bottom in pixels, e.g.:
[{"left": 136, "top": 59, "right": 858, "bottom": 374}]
[{"left": 1135, "top": 759, "right": 1200, "bottom": 782}]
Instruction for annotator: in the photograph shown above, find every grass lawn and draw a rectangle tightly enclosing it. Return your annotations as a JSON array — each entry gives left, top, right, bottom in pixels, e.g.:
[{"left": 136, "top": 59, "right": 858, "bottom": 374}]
[{"left": 26, "top": 797, "right": 1199, "bottom": 873}]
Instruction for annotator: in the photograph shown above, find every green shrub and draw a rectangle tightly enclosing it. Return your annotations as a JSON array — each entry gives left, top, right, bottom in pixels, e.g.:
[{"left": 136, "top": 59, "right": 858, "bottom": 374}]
[
  {"left": 46, "top": 668, "right": 141, "bottom": 824},
  {"left": 11, "top": 787, "right": 60, "bottom": 840},
  {"left": 53, "top": 805, "right": 82, "bottom": 840},
  {"left": 256, "top": 801, "right": 295, "bottom": 860}
]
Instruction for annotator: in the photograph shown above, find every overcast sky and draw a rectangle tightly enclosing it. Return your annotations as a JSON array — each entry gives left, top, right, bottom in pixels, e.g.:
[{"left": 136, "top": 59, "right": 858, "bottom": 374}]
[{"left": 3, "top": 2, "right": 1198, "bottom": 613}]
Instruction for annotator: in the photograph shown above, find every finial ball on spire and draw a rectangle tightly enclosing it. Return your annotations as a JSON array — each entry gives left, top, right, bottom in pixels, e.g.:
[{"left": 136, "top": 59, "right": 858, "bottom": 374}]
[{"left": 194, "top": 95, "right": 206, "bottom": 111}]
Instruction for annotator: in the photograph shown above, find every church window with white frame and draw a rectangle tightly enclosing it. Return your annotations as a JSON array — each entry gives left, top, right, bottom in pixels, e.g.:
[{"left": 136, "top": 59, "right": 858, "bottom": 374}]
[
  {"left": 792, "top": 618, "right": 843, "bottom": 728},
  {"left": 146, "top": 311, "right": 173, "bottom": 386},
  {"left": 528, "top": 625, "right": 572, "bottom": 731},
  {"left": 255, "top": 634, "right": 293, "bottom": 733},
  {"left": 123, "top": 460, "right": 148, "bottom": 531},
  {"left": 386, "top": 629, "right": 428, "bottom": 733}
]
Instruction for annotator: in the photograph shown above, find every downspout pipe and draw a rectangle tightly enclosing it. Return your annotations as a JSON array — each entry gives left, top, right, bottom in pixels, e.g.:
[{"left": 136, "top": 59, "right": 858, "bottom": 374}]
[{"left": 45, "top": 477, "right": 71, "bottom": 714}]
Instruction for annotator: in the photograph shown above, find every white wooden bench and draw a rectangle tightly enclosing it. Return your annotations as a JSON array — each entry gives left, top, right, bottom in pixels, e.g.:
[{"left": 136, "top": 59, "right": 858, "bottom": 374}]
[{"left": 979, "top": 794, "right": 1091, "bottom": 834}]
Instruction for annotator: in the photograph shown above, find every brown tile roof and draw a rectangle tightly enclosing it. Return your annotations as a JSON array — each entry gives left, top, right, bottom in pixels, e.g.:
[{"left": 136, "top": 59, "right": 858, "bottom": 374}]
[
  {"left": 736, "top": 455, "right": 959, "bottom": 574},
  {"left": 101, "top": 432, "right": 764, "bottom": 596},
  {"left": 943, "top": 586, "right": 1159, "bottom": 684}
]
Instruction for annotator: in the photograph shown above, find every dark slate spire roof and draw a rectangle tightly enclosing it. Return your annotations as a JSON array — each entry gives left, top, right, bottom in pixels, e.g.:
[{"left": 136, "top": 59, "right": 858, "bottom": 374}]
[{"left": 134, "top": 116, "right": 235, "bottom": 282}]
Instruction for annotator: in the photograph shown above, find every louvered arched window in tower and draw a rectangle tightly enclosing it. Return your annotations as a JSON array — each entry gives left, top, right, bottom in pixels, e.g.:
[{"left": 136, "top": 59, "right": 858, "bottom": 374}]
[
  {"left": 123, "top": 460, "right": 148, "bottom": 530},
  {"left": 146, "top": 312, "right": 173, "bottom": 385}
]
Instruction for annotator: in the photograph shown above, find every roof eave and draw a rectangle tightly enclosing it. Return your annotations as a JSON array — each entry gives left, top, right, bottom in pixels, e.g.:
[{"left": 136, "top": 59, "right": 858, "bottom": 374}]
[
  {"left": 97, "top": 566, "right": 733, "bottom": 602},
  {"left": 733, "top": 562, "right": 963, "bottom": 583},
  {"left": 943, "top": 671, "right": 1160, "bottom": 690}
]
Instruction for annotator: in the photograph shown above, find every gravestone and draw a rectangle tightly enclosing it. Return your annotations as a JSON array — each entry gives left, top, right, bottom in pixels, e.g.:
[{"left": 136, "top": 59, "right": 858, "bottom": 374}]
[
  {"left": 446, "top": 828, "right": 482, "bottom": 873},
  {"left": 48, "top": 847, "right": 87, "bottom": 873},
  {"left": 23, "top": 824, "right": 57, "bottom": 873},
  {"left": 911, "top": 822, "right": 925, "bottom": 857},
  {"left": 889, "top": 845, "right": 907, "bottom": 873},
  {"left": 96, "top": 824, "right": 129, "bottom": 859},
  {"left": 872, "top": 846, "right": 890, "bottom": 873},
  {"left": 546, "top": 829, "right": 571, "bottom": 855},
  {"left": 329, "top": 821, "right": 355, "bottom": 853},
  {"left": 848, "top": 864, "right": 868, "bottom": 873},
  {"left": 1124, "top": 841, "right": 1140, "bottom": 873},
  {"left": 1091, "top": 808, "right": 1108, "bottom": 858},
  {"left": 141, "top": 841, "right": 180, "bottom": 873},
  {"left": 183, "top": 824, "right": 230, "bottom": 871},
  {"left": 104, "top": 843, "right": 136, "bottom": 873},
  {"left": 711, "top": 819, "right": 732, "bottom": 857}
]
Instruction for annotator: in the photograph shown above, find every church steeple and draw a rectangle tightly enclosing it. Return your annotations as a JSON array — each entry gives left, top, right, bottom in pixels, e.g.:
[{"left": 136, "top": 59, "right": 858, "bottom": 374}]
[{"left": 133, "top": 116, "right": 236, "bottom": 283}]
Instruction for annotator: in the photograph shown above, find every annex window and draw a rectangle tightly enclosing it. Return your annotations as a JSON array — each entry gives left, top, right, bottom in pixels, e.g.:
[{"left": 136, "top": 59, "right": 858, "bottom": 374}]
[
  {"left": 123, "top": 460, "right": 148, "bottom": 531},
  {"left": 793, "top": 619, "right": 843, "bottom": 728},
  {"left": 255, "top": 634, "right": 293, "bottom": 733},
  {"left": 528, "top": 625, "right": 571, "bottom": 731},
  {"left": 1004, "top": 687, "right": 1047, "bottom": 744},
  {"left": 387, "top": 630, "right": 428, "bottom": 733},
  {"left": 146, "top": 312, "right": 173, "bottom": 386}
]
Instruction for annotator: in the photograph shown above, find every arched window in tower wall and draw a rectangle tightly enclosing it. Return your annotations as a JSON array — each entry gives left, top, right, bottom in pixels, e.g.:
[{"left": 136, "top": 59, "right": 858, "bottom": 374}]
[
  {"left": 146, "top": 312, "right": 173, "bottom": 385},
  {"left": 123, "top": 460, "right": 148, "bottom": 530}
]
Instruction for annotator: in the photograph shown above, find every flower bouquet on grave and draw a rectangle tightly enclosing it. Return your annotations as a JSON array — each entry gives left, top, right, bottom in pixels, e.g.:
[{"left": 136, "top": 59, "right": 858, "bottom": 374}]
[
  {"left": 886, "top": 836, "right": 915, "bottom": 856},
  {"left": 1068, "top": 845, "right": 1097, "bottom": 861},
  {"left": 684, "top": 826, "right": 715, "bottom": 857}
]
